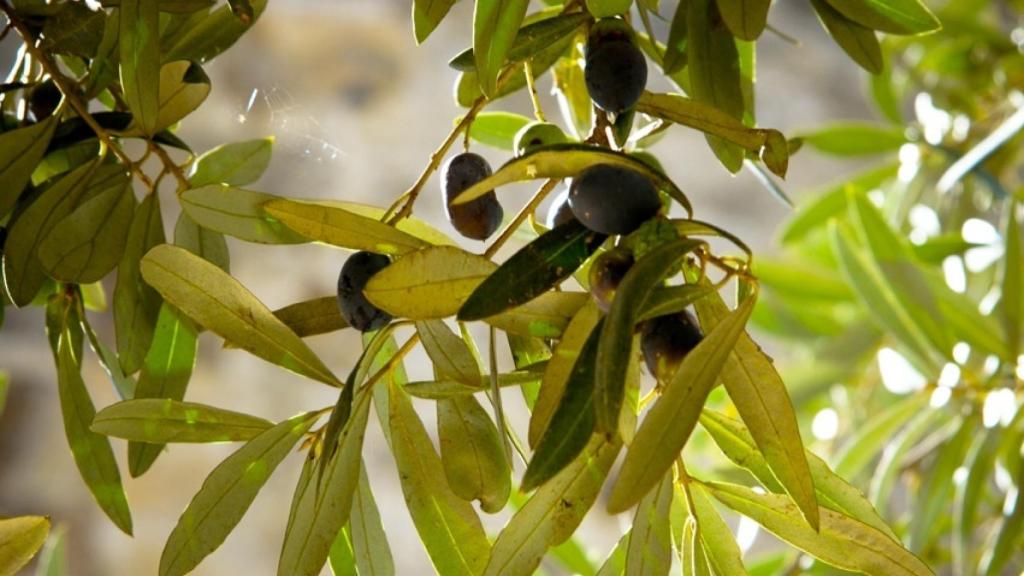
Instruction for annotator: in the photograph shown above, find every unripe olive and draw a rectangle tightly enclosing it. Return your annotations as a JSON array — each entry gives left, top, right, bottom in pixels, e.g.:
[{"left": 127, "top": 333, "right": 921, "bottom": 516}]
[
  {"left": 640, "top": 311, "right": 704, "bottom": 383},
  {"left": 545, "top": 186, "right": 575, "bottom": 229},
  {"left": 568, "top": 164, "right": 661, "bottom": 235},
  {"left": 513, "top": 121, "right": 569, "bottom": 157},
  {"left": 29, "top": 81, "right": 61, "bottom": 120},
  {"left": 442, "top": 152, "right": 504, "bottom": 241},
  {"left": 585, "top": 18, "right": 647, "bottom": 114},
  {"left": 337, "top": 251, "right": 392, "bottom": 332},
  {"left": 589, "top": 246, "right": 634, "bottom": 312}
]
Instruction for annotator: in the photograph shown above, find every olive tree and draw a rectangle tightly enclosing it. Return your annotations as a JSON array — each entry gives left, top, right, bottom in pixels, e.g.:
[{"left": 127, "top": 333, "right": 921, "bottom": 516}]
[{"left": 2, "top": 0, "right": 1011, "bottom": 575}]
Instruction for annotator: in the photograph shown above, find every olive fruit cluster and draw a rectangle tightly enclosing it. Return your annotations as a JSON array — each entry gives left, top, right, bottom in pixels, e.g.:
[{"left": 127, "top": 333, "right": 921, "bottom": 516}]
[
  {"left": 442, "top": 152, "right": 504, "bottom": 241},
  {"left": 584, "top": 18, "right": 647, "bottom": 114},
  {"left": 337, "top": 251, "right": 392, "bottom": 332}
]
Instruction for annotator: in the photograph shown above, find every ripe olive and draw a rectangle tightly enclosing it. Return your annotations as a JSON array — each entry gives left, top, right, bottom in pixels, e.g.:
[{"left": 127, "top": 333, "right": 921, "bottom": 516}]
[
  {"left": 585, "top": 19, "right": 647, "bottom": 114},
  {"left": 568, "top": 164, "right": 661, "bottom": 235},
  {"left": 640, "top": 311, "right": 704, "bottom": 383},
  {"left": 29, "top": 81, "right": 61, "bottom": 120},
  {"left": 337, "top": 251, "right": 392, "bottom": 332},
  {"left": 442, "top": 152, "right": 504, "bottom": 241},
  {"left": 589, "top": 246, "right": 634, "bottom": 312},
  {"left": 513, "top": 121, "right": 568, "bottom": 157}
]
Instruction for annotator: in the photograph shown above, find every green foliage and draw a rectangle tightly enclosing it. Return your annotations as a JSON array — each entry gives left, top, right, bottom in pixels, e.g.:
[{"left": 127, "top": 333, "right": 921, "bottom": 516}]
[{"left": 8, "top": 0, "right": 1018, "bottom": 575}]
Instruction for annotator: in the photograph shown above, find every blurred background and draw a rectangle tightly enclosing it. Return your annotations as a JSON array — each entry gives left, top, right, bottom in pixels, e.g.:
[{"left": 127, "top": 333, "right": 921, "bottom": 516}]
[{"left": 0, "top": 1, "right": 881, "bottom": 573}]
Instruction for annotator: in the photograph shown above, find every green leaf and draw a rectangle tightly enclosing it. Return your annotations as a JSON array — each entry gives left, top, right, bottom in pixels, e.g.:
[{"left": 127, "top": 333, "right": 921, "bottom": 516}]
[
  {"left": 780, "top": 162, "right": 897, "bottom": 244},
  {"left": 38, "top": 179, "right": 135, "bottom": 283},
  {"left": 93, "top": 399, "right": 271, "bottom": 442},
  {"left": 328, "top": 528, "right": 357, "bottom": 576},
  {"left": 522, "top": 320, "right": 602, "bottom": 491},
  {"left": 700, "top": 409, "right": 896, "bottom": 539},
  {"left": 114, "top": 192, "right": 166, "bottom": 374},
  {"left": 821, "top": 0, "right": 941, "bottom": 35},
  {"left": 636, "top": 92, "right": 788, "bottom": 178},
  {"left": 417, "top": 320, "right": 480, "bottom": 385},
  {"left": 715, "top": 0, "right": 770, "bottom": 40},
  {"left": 704, "top": 481, "right": 935, "bottom": 576},
  {"left": 451, "top": 143, "right": 691, "bottom": 215},
  {"left": 263, "top": 197, "right": 430, "bottom": 255},
  {"left": 33, "top": 523, "right": 66, "bottom": 576},
  {"left": 798, "top": 122, "right": 905, "bottom": 156},
  {"left": 662, "top": 2, "right": 689, "bottom": 74},
  {"left": 473, "top": 0, "right": 530, "bottom": 97},
  {"left": 264, "top": 296, "right": 347, "bottom": 340},
  {"left": 159, "top": 411, "right": 317, "bottom": 576},
  {"left": 180, "top": 186, "right": 307, "bottom": 244},
  {"left": 484, "top": 437, "right": 620, "bottom": 576},
  {"left": 120, "top": 0, "right": 160, "bottom": 135},
  {"left": 145, "top": 61, "right": 211, "bottom": 133},
  {"left": 40, "top": 1, "right": 106, "bottom": 57},
  {"left": 450, "top": 12, "right": 590, "bottom": 71},
  {"left": 438, "top": 394, "right": 511, "bottom": 512},
  {"left": 1001, "top": 202, "right": 1021, "bottom": 359},
  {"left": 585, "top": 0, "right": 631, "bottom": 17},
  {"left": 462, "top": 112, "right": 532, "bottom": 150},
  {"left": 385, "top": 380, "right": 491, "bottom": 575},
  {"left": 162, "top": 0, "right": 267, "bottom": 62},
  {"left": 811, "top": 0, "right": 883, "bottom": 75},
  {"left": 347, "top": 466, "right": 395, "bottom": 576},
  {"left": 692, "top": 288, "right": 820, "bottom": 531},
  {"left": 413, "top": 0, "right": 457, "bottom": 43},
  {"left": 908, "top": 415, "right": 974, "bottom": 552},
  {"left": 174, "top": 211, "right": 230, "bottom": 271},
  {"left": 530, "top": 300, "right": 602, "bottom": 446},
  {"left": 484, "top": 290, "right": 588, "bottom": 338},
  {"left": 982, "top": 458, "right": 1024, "bottom": 576},
  {"left": 625, "top": 472, "right": 675, "bottom": 576},
  {"left": 595, "top": 239, "right": 702, "bottom": 434},
  {"left": 688, "top": 482, "right": 749, "bottom": 576},
  {"left": 189, "top": 138, "right": 273, "bottom": 187},
  {"left": 552, "top": 41, "right": 592, "bottom": 139},
  {"left": 364, "top": 245, "right": 497, "bottom": 320},
  {"left": 832, "top": 393, "right": 929, "bottom": 479},
  {"left": 869, "top": 408, "right": 946, "bottom": 516},
  {"left": 595, "top": 531, "right": 628, "bottom": 576},
  {"left": 0, "top": 516, "right": 50, "bottom": 576},
  {"left": 0, "top": 373, "right": 7, "bottom": 419},
  {"left": 277, "top": 393, "right": 371, "bottom": 576},
  {"left": 140, "top": 244, "right": 341, "bottom": 386},
  {"left": 0, "top": 115, "right": 58, "bottom": 219},
  {"left": 49, "top": 297, "right": 133, "bottom": 535},
  {"left": 607, "top": 295, "right": 753, "bottom": 513},
  {"left": 404, "top": 369, "right": 542, "bottom": 400},
  {"left": 460, "top": 219, "right": 605, "bottom": 321},
  {"left": 320, "top": 201, "right": 454, "bottom": 247}
]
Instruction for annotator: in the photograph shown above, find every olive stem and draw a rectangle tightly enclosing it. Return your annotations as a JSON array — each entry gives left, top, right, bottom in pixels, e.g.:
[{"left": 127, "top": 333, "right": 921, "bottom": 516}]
[
  {"left": 523, "top": 60, "right": 547, "bottom": 122},
  {"left": 148, "top": 140, "right": 191, "bottom": 192},
  {"left": 483, "top": 178, "right": 560, "bottom": 258}
]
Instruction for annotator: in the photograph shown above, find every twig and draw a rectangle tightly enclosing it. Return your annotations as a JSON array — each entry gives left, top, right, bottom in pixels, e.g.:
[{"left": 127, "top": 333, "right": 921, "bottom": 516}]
[
  {"left": 148, "top": 141, "right": 190, "bottom": 191},
  {"left": 483, "top": 178, "right": 560, "bottom": 258},
  {"left": 524, "top": 60, "right": 546, "bottom": 122}
]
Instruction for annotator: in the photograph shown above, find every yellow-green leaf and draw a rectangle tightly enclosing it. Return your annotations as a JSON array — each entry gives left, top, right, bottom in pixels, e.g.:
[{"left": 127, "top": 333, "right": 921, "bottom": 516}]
[
  {"left": 120, "top": 0, "right": 160, "bottom": 134},
  {"left": 413, "top": 0, "right": 457, "bottom": 44},
  {"left": 93, "top": 399, "right": 272, "bottom": 443},
  {"left": 625, "top": 472, "right": 675, "bottom": 576},
  {"left": 0, "top": 516, "right": 50, "bottom": 576},
  {"left": 585, "top": 0, "right": 631, "bottom": 17},
  {"left": 0, "top": 115, "right": 58, "bottom": 219},
  {"left": 140, "top": 244, "right": 340, "bottom": 386},
  {"left": 688, "top": 482, "right": 749, "bottom": 575},
  {"left": 347, "top": 466, "right": 395, "bottom": 576},
  {"left": 125, "top": 60, "right": 210, "bottom": 134},
  {"left": 189, "top": 137, "right": 273, "bottom": 187},
  {"left": 417, "top": 320, "right": 481, "bottom": 385},
  {"left": 484, "top": 290, "right": 588, "bottom": 338},
  {"left": 268, "top": 296, "right": 347, "bottom": 340},
  {"left": 715, "top": 0, "right": 770, "bottom": 40},
  {"left": 821, "top": 0, "right": 940, "bottom": 35},
  {"left": 179, "top": 186, "right": 307, "bottom": 244},
  {"left": 473, "top": 0, "right": 530, "bottom": 97},
  {"left": 264, "top": 198, "right": 431, "bottom": 255},
  {"left": 438, "top": 395, "right": 511, "bottom": 513},
  {"left": 811, "top": 0, "right": 883, "bottom": 75},
  {"left": 114, "top": 192, "right": 166, "bottom": 375},
  {"left": 798, "top": 121, "right": 905, "bottom": 156}
]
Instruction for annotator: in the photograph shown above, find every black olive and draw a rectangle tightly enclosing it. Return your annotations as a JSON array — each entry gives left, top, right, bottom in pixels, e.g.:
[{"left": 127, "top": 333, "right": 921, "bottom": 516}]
[
  {"left": 442, "top": 152, "right": 504, "bottom": 241},
  {"left": 568, "top": 164, "right": 661, "bottom": 235},
  {"left": 585, "top": 19, "right": 647, "bottom": 114},
  {"left": 29, "top": 81, "right": 61, "bottom": 121},
  {"left": 589, "top": 246, "right": 634, "bottom": 312},
  {"left": 640, "top": 311, "right": 704, "bottom": 383},
  {"left": 337, "top": 251, "right": 392, "bottom": 332}
]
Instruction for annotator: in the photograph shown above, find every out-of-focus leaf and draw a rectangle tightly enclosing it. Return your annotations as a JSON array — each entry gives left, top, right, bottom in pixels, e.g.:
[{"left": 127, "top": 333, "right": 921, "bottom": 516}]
[
  {"left": 982, "top": 458, "right": 1024, "bottom": 576},
  {"left": 636, "top": 92, "right": 788, "bottom": 178},
  {"left": 753, "top": 258, "right": 853, "bottom": 301},
  {"left": 663, "top": 1, "right": 688, "bottom": 73},
  {"left": 159, "top": 411, "right": 317, "bottom": 576},
  {"left": 811, "top": 0, "right": 883, "bottom": 74},
  {"left": 586, "top": 0, "right": 631, "bottom": 17},
  {"left": 0, "top": 114, "right": 58, "bottom": 219},
  {"left": 263, "top": 198, "right": 430, "bottom": 255},
  {"left": 870, "top": 59, "right": 903, "bottom": 124},
  {"left": 33, "top": 523, "right": 66, "bottom": 576},
  {"left": 954, "top": 427, "right": 1000, "bottom": 576},
  {"left": 715, "top": 0, "right": 770, "bottom": 40},
  {"left": 911, "top": 233, "right": 979, "bottom": 264},
  {"left": 484, "top": 291, "right": 588, "bottom": 338},
  {"left": 451, "top": 12, "right": 590, "bottom": 71},
  {"left": 140, "top": 244, "right": 340, "bottom": 386},
  {"left": 833, "top": 393, "right": 929, "bottom": 479},
  {"left": 189, "top": 138, "right": 273, "bottom": 187},
  {"left": 1001, "top": 202, "right": 1021, "bottom": 359},
  {"left": 180, "top": 186, "right": 307, "bottom": 244},
  {"left": 484, "top": 437, "right": 620, "bottom": 576},
  {"left": 705, "top": 481, "right": 935, "bottom": 576},
  {"left": 114, "top": 192, "right": 166, "bottom": 374},
  {"left": 595, "top": 239, "right": 702, "bottom": 435},
  {"left": 451, "top": 143, "right": 691, "bottom": 214},
  {"left": 607, "top": 296, "right": 753, "bottom": 513},
  {"left": 821, "top": 0, "right": 941, "bottom": 35},
  {"left": 364, "top": 245, "right": 497, "bottom": 320},
  {"left": 625, "top": 472, "right": 674, "bottom": 576},
  {"left": 909, "top": 415, "right": 975, "bottom": 552},
  {"left": 438, "top": 394, "right": 511, "bottom": 512},
  {"left": 473, "top": 0, "right": 530, "bottom": 96},
  {"left": 93, "top": 399, "right": 272, "bottom": 443},
  {"left": 780, "top": 163, "right": 897, "bottom": 244},
  {"left": 689, "top": 482, "right": 749, "bottom": 576},
  {"left": 460, "top": 219, "right": 605, "bottom": 321},
  {"left": 120, "top": 0, "right": 160, "bottom": 134},
  {"left": 463, "top": 112, "right": 532, "bottom": 150},
  {"left": 869, "top": 407, "right": 948, "bottom": 516},
  {"left": 413, "top": 0, "right": 457, "bottom": 43},
  {"left": 798, "top": 122, "right": 905, "bottom": 156},
  {"left": 0, "top": 516, "right": 50, "bottom": 575}
]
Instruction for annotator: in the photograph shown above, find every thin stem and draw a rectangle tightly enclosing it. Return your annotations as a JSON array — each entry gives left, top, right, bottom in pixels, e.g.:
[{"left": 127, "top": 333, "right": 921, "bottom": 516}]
[
  {"left": 483, "top": 178, "right": 560, "bottom": 258},
  {"left": 524, "top": 60, "right": 547, "bottom": 122},
  {"left": 149, "top": 141, "right": 190, "bottom": 192}
]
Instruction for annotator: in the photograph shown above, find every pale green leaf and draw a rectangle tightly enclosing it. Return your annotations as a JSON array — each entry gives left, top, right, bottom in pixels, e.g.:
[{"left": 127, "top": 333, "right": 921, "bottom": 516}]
[
  {"left": 189, "top": 138, "right": 273, "bottom": 187},
  {"left": 417, "top": 320, "right": 480, "bottom": 385},
  {"left": 348, "top": 466, "right": 395, "bottom": 576},
  {"left": 473, "top": 0, "right": 530, "bottom": 96},
  {"left": 484, "top": 290, "right": 588, "bottom": 339},
  {"left": 438, "top": 395, "right": 511, "bottom": 513},
  {"left": 821, "top": 0, "right": 941, "bottom": 35},
  {"left": 715, "top": 0, "right": 770, "bottom": 40},
  {"left": 93, "top": 399, "right": 272, "bottom": 443},
  {"left": 625, "top": 472, "right": 675, "bottom": 576},
  {"left": 179, "top": 186, "right": 307, "bottom": 244},
  {"left": 811, "top": 0, "right": 883, "bottom": 75},
  {"left": 798, "top": 122, "right": 905, "bottom": 156},
  {"left": 585, "top": 0, "right": 631, "bottom": 17},
  {"left": 688, "top": 482, "right": 749, "bottom": 576},
  {"left": 120, "top": 0, "right": 160, "bottom": 134},
  {"left": 0, "top": 516, "right": 50, "bottom": 576}
]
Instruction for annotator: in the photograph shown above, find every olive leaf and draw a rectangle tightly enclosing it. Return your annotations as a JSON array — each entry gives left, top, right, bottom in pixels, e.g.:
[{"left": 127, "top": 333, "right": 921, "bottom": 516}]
[
  {"left": 40, "top": 1, "right": 106, "bottom": 57},
  {"left": 625, "top": 472, "right": 674, "bottom": 576},
  {"left": 607, "top": 294, "right": 754, "bottom": 513},
  {"left": 345, "top": 466, "right": 395, "bottom": 576},
  {"left": 115, "top": 190, "right": 166, "bottom": 375},
  {"left": 0, "top": 113, "right": 58, "bottom": 219},
  {"left": 811, "top": 0, "right": 883, "bottom": 75},
  {"left": 120, "top": 0, "right": 160, "bottom": 135},
  {"left": 139, "top": 244, "right": 341, "bottom": 386},
  {"left": 662, "top": 2, "right": 689, "bottom": 74},
  {"left": 437, "top": 394, "right": 511, "bottom": 513},
  {"left": 93, "top": 399, "right": 273, "bottom": 442},
  {"left": 404, "top": 369, "right": 542, "bottom": 400},
  {"left": 832, "top": 393, "right": 930, "bottom": 480},
  {"left": 462, "top": 111, "right": 533, "bottom": 151},
  {"left": 189, "top": 137, "right": 273, "bottom": 187},
  {"left": 585, "top": 0, "right": 631, "bottom": 17},
  {"left": 459, "top": 219, "right": 606, "bottom": 321},
  {"left": 473, "top": 0, "right": 530, "bottom": 97},
  {"left": 412, "top": 0, "right": 457, "bottom": 44},
  {"left": 0, "top": 516, "right": 50, "bottom": 575},
  {"left": 162, "top": 0, "right": 269, "bottom": 62},
  {"left": 451, "top": 12, "right": 589, "bottom": 71},
  {"left": 159, "top": 411, "right": 318, "bottom": 576},
  {"left": 151, "top": 60, "right": 211, "bottom": 133},
  {"left": 780, "top": 162, "right": 897, "bottom": 244},
  {"left": 450, "top": 143, "right": 692, "bottom": 215},
  {"left": 798, "top": 121, "right": 906, "bottom": 156},
  {"left": 1002, "top": 201, "right": 1021, "bottom": 360},
  {"left": 263, "top": 296, "right": 347, "bottom": 340},
  {"left": 179, "top": 186, "right": 308, "bottom": 244},
  {"left": 716, "top": 0, "right": 770, "bottom": 40},
  {"left": 688, "top": 482, "right": 749, "bottom": 575},
  {"left": 417, "top": 320, "right": 481, "bottom": 385},
  {"left": 174, "top": 211, "right": 230, "bottom": 271},
  {"left": 484, "top": 290, "right": 588, "bottom": 338},
  {"left": 821, "top": 0, "right": 941, "bottom": 35}
]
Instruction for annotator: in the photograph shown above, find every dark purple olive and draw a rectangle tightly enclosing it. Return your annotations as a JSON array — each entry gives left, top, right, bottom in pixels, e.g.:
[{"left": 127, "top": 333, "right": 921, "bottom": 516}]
[
  {"left": 442, "top": 152, "right": 504, "bottom": 241},
  {"left": 589, "top": 246, "right": 634, "bottom": 312},
  {"left": 640, "top": 311, "right": 704, "bottom": 383},
  {"left": 585, "top": 19, "right": 647, "bottom": 114},
  {"left": 568, "top": 164, "right": 661, "bottom": 235},
  {"left": 29, "top": 81, "right": 61, "bottom": 121},
  {"left": 337, "top": 251, "right": 392, "bottom": 332}
]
